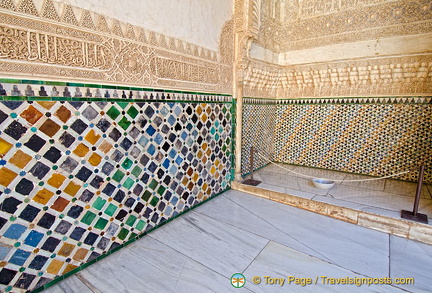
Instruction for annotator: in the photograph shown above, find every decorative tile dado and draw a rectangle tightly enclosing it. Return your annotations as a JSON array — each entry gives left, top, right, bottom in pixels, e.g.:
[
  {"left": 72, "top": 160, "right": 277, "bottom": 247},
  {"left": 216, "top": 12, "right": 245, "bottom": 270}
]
[
  {"left": 0, "top": 0, "right": 234, "bottom": 94},
  {"left": 241, "top": 103, "right": 276, "bottom": 175},
  {"left": 273, "top": 102, "right": 431, "bottom": 183},
  {"left": 0, "top": 86, "right": 233, "bottom": 292}
]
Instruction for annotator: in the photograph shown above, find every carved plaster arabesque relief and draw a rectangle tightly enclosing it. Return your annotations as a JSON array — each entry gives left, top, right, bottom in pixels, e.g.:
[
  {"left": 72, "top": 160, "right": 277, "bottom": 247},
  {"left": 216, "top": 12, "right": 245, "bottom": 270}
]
[
  {"left": 0, "top": 0, "right": 234, "bottom": 94},
  {"left": 242, "top": 0, "right": 432, "bottom": 98}
]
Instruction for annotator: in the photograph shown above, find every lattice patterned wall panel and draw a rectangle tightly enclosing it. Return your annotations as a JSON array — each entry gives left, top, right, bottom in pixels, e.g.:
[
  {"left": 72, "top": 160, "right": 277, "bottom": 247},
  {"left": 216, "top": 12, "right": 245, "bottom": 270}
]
[
  {"left": 273, "top": 100, "right": 431, "bottom": 183},
  {"left": 241, "top": 100, "right": 277, "bottom": 175}
]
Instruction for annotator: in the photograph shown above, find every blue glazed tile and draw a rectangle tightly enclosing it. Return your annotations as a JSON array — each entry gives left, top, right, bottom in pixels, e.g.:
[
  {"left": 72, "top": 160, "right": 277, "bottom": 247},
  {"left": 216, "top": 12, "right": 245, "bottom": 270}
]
[
  {"left": 23, "top": 231, "right": 44, "bottom": 247},
  {"left": 4, "top": 224, "right": 27, "bottom": 240},
  {"left": 9, "top": 249, "right": 31, "bottom": 266},
  {"left": 0, "top": 246, "right": 11, "bottom": 260},
  {"left": 146, "top": 125, "right": 156, "bottom": 136}
]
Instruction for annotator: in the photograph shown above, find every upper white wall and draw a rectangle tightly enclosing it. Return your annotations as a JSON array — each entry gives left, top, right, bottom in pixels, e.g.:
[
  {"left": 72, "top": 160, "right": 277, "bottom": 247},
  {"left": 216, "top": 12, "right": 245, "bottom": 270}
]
[{"left": 59, "top": 0, "right": 233, "bottom": 51}]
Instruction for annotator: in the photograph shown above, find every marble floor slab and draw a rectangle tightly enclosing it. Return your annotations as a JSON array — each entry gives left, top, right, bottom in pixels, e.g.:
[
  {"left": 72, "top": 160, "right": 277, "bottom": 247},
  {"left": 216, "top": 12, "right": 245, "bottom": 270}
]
[
  {"left": 251, "top": 164, "right": 432, "bottom": 222},
  {"left": 43, "top": 275, "right": 93, "bottom": 293},
  {"left": 389, "top": 235, "right": 432, "bottom": 293},
  {"left": 244, "top": 241, "right": 406, "bottom": 293},
  {"left": 224, "top": 190, "right": 390, "bottom": 278},
  {"left": 149, "top": 210, "right": 270, "bottom": 278},
  {"left": 46, "top": 234, "right": 250, "bottom": 293},
  {"left": 44, "top": 190, "right": 432, "bottom": 293}
]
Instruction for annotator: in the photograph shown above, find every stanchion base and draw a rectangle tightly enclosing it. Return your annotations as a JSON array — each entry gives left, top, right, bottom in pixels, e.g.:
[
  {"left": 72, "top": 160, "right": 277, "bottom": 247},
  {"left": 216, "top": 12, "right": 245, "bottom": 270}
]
[
  {"left": 242, "top": 179, "right": 261, "bottom": 186},
  {"left": 401, "top": 210, "right": 428, "bottom": 224}
]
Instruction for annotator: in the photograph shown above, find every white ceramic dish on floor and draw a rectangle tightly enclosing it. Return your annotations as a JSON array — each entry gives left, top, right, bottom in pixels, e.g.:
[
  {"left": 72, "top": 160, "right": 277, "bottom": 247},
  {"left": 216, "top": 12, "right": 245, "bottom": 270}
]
[{"left": 312, "top": 178, "right": 335, "bottom": 189}]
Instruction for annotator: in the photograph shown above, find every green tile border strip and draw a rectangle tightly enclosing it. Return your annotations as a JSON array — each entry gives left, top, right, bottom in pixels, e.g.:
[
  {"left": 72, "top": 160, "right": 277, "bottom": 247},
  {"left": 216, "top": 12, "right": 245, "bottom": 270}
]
[
  {"left": 244, "top": 96, "right": 432, "bottom": 105},
  {"left": 230, "top": 99, "right": 237, "bottom": 181},
  {"left": 29, "top": 186, "right": 232, "bottom": 293},
  {"left": 0, "top": 78, "right": 232, "bottom": 103}
]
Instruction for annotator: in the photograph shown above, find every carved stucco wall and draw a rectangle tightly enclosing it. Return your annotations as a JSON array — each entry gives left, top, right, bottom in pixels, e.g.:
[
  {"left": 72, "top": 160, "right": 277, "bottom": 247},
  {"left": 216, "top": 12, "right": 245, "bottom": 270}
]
[
  {"left": 243, "top": 0, "right": 432, "bottom": 98},
  {"left": 0, "top": 0, "right": 234, "bottom": 94}
]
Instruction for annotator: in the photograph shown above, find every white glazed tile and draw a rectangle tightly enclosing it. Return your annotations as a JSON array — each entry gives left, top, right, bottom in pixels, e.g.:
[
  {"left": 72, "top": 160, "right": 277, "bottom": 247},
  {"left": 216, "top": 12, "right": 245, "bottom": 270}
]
[
  {"left": 244, "top": 241, "right": 405, "bottom": 293},
  {"left": 390, "top": 235, "right": 432, "bottom": 293},
  {"left": 149, "top": 210, "right": 269, "bottom": 278}
]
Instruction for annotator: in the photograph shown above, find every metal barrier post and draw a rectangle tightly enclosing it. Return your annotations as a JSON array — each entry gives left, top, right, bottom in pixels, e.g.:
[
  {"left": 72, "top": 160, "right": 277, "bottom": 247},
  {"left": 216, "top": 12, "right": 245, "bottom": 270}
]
[
  {"left": 401, "top": 165, "right": 428, "bottom": 224},
  {"left": 242, "top": 146, "right": 261, "bottom": 186}
]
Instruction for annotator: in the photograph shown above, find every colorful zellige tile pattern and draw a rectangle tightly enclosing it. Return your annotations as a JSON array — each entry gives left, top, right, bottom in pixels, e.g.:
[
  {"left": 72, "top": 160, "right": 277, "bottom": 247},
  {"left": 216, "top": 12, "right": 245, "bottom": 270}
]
[
  {"left": 0, "top": 98, "right": 232, "bottom": 292},
  {"left": 274, "top": 103, "right": 431, "bottom": 183},
  {"left": 241, "top": 103, "right": 276, "bottom": 175}
]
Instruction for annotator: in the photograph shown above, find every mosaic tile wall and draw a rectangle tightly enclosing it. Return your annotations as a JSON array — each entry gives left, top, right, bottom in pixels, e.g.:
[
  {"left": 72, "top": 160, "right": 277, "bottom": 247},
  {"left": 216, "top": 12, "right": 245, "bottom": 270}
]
[
  {"left": 0, "top": 80, "right": 233, "bottom": 292},
  {"left": 241, "top": 99, "right": 277, "bottom": 175},
  {"left": 273, "top": 97, "right": 432, "bottom": 183}
]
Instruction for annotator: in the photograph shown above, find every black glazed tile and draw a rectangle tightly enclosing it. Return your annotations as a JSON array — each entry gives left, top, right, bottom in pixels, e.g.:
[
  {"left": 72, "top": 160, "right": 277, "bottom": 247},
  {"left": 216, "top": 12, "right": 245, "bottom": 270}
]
[
  {"left": 70, "top": 227, "right": 86, "bottom": 241},
  {"left": 18, "top": 205, "right": 40, "bottom": 222},
  {"left": 0, "top": 217, "right": 7, "bottom": 229},
  {"left": 43, "top": 147, "right": 62, "bottom": 163},
  {"left": 37, "top": 213, "right": 56, "bottom": 229},
  {"left": 97, "top": 237, "right": 110, "bottom": 250},
  {"left": 28, "top": 255, "right": 49, "bottom": 270},
  {"left": 41, "top": 237, "right": 61, "bottom": 252},
  {"left": 0, "top": 109, "right": 8, "bottom": 125},
  {"left": 59, "top": 132, "right": 76, "bottom": 148},
  {"left": 115, "top": 209, "right": 127, "bottom": 221},
  {"left": 90, "top": 175, "right": 104, "bottom": 189},
  {"left": 0, "top": 197, "right": 22, "bottom": 213},
  {"left": 4, "top": 121, "right": 27, "bottom": 140},
  {"left": 15, "top": 178, "right": 34, "bottom": 195},
  {"left": 75, "top": 166, "right": 92, "bottom": 182},
  {"left": 69, "top": 101, "right": 84, "bottom": 110},
  {"left": 83, "top": 232, "right": 98, "bottom": 245},
  {"left": 67, "top": 206, "right": 83, "bottom": 219},
  {"left": 109, "top": 128, "right": 121, "bottom": 142},
  {"left": 1, "top": 101, "right": 22, "bottom": 110},
  {"left": 0, "top": 268, "right": 17, "bottom": 285},
  {"left": 70, "top": 119, "right": 88, "bottom": 134},
  {"left": 14, "top": 273, "right": 36, "bottom": 289},
  {"left": 24, "top": 134, "right": 46, "bottom": 152},
  {"left": 102, "top": 183, "right": 116, "bottom": 196},
  {"left": 113, "top": 190, "right": 125, "bottom": 203},
  {"left": 120, "top": 138, "right": 132, "bottom": 151},
  {"left": 79, "top": 189, "right": 94, "bottom": 202},
  {"left": 96, "top": 119, "right": 111, "bottom": 132},
  {"left": 29, "top": 162, "right": 50, "bottom": 180}
]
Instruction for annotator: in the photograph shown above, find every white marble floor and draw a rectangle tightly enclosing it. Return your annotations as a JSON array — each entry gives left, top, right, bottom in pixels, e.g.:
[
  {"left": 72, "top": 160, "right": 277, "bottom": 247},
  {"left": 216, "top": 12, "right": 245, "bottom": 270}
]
[
  {"left": 249, "top": 163, "right": 432, "bottom": 224},
  {"left": 45, "top": 190, "right": 432, "bottom": 293}
]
